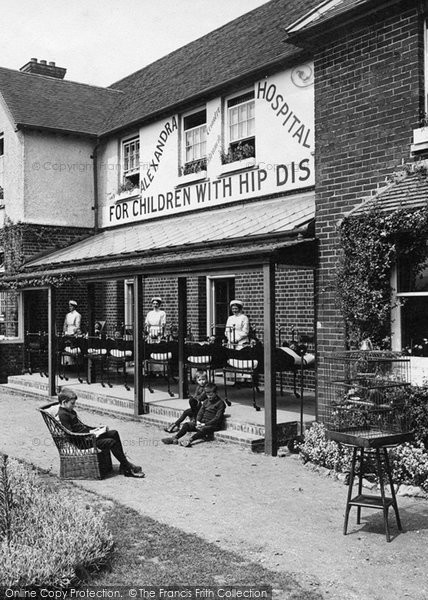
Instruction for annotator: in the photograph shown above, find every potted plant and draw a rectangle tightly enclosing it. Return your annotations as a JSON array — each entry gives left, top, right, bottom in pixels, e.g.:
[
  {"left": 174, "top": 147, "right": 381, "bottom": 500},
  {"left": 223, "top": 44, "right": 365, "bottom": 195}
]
[
  {"left": 179, "top": 158, "right": 207, "bottom": 184},
  {"left": 220, "top": 141, "right": 256, "bottom": 173}
]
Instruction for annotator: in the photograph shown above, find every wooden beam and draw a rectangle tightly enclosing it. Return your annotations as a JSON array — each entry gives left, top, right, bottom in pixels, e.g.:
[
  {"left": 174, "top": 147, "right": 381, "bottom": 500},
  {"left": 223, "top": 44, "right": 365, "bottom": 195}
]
[
  {"left": 178, "top": 277, "right": 188, "bottom": 399},
  {"left": 133, "top": 275, "right": 145, "bottom": 416},
  {"left": 263, "top": 261, "right": 277, "bottom": 456},
  {"left": 47, "top": 286, "right": 57, "bottom": 397}
]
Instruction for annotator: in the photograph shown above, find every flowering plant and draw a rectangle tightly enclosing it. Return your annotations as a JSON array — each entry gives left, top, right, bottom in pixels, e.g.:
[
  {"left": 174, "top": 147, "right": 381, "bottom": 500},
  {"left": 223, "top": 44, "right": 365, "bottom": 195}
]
[
  {"left": 181, "top": 158, "right": 207, "bottom": 176},
  {"left": 221, "top": 141, "right": 255, "bottom": 165}
]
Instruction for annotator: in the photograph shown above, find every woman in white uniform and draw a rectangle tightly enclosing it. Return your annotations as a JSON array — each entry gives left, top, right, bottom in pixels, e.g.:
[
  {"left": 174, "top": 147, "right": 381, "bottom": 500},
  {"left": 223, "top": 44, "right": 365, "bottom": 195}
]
[
  {"left": 225, "top": 300, "right": 250, "bottom": 349},
  {"left": 145, "top": 297, "right": 166, "bottom": 343},
  {"left": 63, "top": 300, "right": 81, "bottom": 336}
]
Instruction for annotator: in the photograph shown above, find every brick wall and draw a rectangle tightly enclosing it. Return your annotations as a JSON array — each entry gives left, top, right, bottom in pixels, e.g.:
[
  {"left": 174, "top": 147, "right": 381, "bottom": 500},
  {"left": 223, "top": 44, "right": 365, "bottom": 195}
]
[
  {"left": 0, "top": 224, "right": 92, "bottom": 379},
  {"left": 314, "top": 3, "right": 423, "bottom": 415}
]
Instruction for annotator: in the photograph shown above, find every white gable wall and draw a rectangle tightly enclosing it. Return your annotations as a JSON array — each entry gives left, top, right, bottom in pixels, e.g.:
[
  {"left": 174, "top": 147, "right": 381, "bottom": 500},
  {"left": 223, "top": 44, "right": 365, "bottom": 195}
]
[
  {"left": 0, "top": 97, "right": 25, "bottom": 225},
  {"left": 22, "top": 130, "right": 94, "bottom": 227}
]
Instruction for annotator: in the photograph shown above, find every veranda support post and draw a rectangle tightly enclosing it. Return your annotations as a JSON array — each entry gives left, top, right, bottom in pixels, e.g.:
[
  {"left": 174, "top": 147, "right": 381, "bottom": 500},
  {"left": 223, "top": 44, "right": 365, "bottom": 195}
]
[
  {"left": 178, "top": 277, "right": 188, "bottom": 399},
  {"left": 48, "top": 286, "right": 57, "bottom": 397},
  {"left": 134, "top": 275, "right": 145, "bottom": 416},
  {"left": 263, "top": 260, "right": 277, "bottom": 456}
]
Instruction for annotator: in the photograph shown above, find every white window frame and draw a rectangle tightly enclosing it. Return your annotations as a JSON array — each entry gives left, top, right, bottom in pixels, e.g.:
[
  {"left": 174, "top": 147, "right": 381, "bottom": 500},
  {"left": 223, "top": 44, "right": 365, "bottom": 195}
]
[
  {"left": 206, "top": 273, "right": 236, "bottom": 338},
  {"left": 226, "top": 89, "right": 255, "bottom": 150},
  {"left": 392, "top": 262, "right": 428, "bottom": 351},
  {"left": 121, "top": 136, "right": 140, "bottom": 183},
  {"left": 124, "top": 279, "right": 134, "bottom": 336},
  {"left": 0, "top": 290, "right": 23, "bottom": 343},
  {"left": 182, "top": 108, "right": 207, "bottom": 172}
]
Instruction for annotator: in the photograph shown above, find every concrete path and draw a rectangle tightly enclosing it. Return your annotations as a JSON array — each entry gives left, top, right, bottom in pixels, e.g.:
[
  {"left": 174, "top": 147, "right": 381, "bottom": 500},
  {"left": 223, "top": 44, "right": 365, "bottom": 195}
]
[{"left": 1, "top": 391, "right": 427, "bottom": 600}]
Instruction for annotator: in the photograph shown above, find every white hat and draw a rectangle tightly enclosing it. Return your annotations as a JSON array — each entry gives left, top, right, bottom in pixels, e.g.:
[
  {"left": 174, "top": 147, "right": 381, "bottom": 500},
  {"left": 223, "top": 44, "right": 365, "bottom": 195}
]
[
  {"left": 151, "top": 297, "right": 162, "bottom": 304},
  {"left": 69, "top": 300, "right": 77, "bottom": 307},
  {"left": 230, "top": 299, "right": 243, "bottom": 308}
]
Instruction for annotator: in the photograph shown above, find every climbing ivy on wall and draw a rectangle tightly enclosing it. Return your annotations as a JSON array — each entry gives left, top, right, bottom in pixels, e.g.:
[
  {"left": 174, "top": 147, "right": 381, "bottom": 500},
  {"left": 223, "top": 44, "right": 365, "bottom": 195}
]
[
  {"left": 0, "top": 218, "right": 74, "bottom": 289},
  {"left": 337, "top": 206, "right": 428, "bottom": 348}
]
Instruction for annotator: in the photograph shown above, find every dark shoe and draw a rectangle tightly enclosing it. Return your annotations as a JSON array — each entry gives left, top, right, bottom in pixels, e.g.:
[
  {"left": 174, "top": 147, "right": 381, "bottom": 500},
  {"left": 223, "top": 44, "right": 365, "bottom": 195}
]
[
  {"left": 123, "top": 469, "right": 145, "bottom": 478},
  {"left": 224, "top": 399, "right": 232, "bottom": 407},
  {"left": 163, "top": 424, "right": 179, "bottom": 433},
  {"left": 162, "top": 437, "right": 178, "bottom": 445},
  {"left": 120, "top": 461, "right": 142, "bottom": 473}
]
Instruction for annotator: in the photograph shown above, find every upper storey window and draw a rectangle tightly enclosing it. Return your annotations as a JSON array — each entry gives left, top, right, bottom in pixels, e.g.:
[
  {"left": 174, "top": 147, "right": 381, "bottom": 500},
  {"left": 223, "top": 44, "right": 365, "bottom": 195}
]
[
  {"left": 182, "top": 109, "right": 207, "bottom": 175},
  {"left": 121, "top": 136, "right": 140, "bottom": 189},
  {"left": 223, "top": 91, "right": 255, "bottom": 163}
]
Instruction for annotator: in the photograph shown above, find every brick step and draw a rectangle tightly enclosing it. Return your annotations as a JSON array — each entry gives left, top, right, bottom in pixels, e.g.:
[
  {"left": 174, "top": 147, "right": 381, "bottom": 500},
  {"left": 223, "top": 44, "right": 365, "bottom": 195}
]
[
  {"left": 140, "top": 413, "right": 266, "bottom": 450},
  {"left": 5, "top": 376, "right": 268, "bottom": 436},
  {"left": 2, "top": 378, "right": 300, "bottom": 452}
]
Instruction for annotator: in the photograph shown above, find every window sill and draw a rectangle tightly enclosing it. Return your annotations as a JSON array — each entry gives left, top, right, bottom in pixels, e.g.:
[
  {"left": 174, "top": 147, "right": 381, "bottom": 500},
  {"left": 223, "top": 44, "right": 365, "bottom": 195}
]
[
  {"left": 177, "top": 170, "right": 207, "bottom": 186},
  {"left": 0, "top": 337, "right": 23, "bottom": 344},
  {"left": 114, "top": 189, "right": 140, "bottom": 203},
  {"left": 218, "top": 157, "right": 256, "bottom": 175}
]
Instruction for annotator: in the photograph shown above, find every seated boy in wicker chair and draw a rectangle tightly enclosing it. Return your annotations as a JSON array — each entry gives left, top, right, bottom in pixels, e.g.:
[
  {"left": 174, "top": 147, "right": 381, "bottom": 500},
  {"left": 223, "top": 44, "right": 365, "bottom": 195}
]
[{"left": 58, "top": 388, "right": 145, "bottom": 478}]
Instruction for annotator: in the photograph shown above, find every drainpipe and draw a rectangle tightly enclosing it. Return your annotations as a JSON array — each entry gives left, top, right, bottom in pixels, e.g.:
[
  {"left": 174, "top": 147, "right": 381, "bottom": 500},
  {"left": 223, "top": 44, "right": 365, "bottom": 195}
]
[{"left": 91, "top": 140, "right": 100, "bottom": 234}]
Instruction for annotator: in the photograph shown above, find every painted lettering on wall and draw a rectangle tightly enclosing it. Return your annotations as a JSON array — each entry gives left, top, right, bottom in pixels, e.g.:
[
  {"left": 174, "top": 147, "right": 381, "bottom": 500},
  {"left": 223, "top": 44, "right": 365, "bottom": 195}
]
[
  {"left": 256, "top": 80, "right": 311, "bottom": 148},
  {"left": 109, "top": 160, "right": 311, "bottom": 224},
  {"left": 140, "top": 117, "right": 178, "bottom": 191}
]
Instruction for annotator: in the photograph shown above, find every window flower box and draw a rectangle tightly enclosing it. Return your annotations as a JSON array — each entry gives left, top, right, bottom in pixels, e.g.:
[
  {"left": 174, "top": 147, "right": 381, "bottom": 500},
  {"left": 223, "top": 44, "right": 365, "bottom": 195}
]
[
  {"left": 114, "top": 187, "right": 140, "bottom": 203},
  {"left": 219, "top": 156, "right": 256, "bottom": 175},
  {"left": 178, "top": 170, "right": 207, "bottom": 185}
]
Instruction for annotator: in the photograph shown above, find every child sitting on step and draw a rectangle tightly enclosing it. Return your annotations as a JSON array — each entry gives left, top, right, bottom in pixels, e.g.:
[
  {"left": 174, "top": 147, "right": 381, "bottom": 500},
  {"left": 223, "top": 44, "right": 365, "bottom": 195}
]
[
  {"left": 162, "top": 383, "right": 226, "bottom": 447},
  {"left": 164, "top": 369, "right": 231, "bottom": 434}
]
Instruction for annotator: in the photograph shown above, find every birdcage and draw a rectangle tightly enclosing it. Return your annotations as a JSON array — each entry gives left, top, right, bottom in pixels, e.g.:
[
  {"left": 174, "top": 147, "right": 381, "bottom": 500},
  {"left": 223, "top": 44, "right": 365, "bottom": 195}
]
[{"left": 323, "top": 351, "right": 413, "bottom": 448}]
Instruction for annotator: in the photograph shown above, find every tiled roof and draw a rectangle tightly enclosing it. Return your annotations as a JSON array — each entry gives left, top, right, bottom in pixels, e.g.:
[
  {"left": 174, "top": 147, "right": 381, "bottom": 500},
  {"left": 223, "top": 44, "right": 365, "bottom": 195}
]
[
  {"left": 0, "top": 67, "right": 121, "bottom": 136},
  {"left": 26, "top": 192, "right": 314, "bottom": 269},
  {"left": 102, "top": 0, "right": 317, "bottom": 133},
  {"left": 348, "top": 174, "right": 428, "bottom": 217},
  {"left": 286, "top": 0, "right": 371, "bottom": 34},
  {"left": 0, "top": 0, "right": 319, "bottom": 136}
]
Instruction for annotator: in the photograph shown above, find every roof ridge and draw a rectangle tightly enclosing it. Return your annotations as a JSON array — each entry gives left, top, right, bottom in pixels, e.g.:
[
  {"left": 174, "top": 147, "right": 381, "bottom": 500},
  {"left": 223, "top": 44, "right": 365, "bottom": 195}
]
[{"left": 0, "top": 65, "right": 123, "bottom": 94}]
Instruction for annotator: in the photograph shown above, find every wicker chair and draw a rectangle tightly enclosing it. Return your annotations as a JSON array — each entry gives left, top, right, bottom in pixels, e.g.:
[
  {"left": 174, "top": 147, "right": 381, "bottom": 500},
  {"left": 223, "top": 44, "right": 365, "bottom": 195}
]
[{"left": 38, "top": 402, "right": 112, "bottom": 480}]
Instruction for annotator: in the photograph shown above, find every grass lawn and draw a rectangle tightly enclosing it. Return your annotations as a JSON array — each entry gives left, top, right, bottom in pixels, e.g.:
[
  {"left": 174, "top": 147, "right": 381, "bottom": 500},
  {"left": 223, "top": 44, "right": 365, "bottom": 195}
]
[{"left": 88, "top": 501, "right": 323, "bottom": 599}]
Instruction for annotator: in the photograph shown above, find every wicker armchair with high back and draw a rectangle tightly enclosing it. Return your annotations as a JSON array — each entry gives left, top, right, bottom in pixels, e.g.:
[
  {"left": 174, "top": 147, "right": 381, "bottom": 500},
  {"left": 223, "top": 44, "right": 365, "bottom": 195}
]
[{"left": 38, "top": 401, "right": 113, "bottom": 479}]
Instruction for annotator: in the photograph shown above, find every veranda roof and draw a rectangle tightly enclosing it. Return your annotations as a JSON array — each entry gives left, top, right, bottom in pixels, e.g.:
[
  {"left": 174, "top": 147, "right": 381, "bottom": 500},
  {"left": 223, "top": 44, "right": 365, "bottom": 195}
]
[{"left": 20, "top": 192, "right": 315, "bottom": 281}]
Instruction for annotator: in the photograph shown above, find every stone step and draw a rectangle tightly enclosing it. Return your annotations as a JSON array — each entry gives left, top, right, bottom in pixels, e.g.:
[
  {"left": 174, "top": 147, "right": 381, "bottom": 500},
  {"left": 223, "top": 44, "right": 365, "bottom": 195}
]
[
  {"left": 0, "top": 382, "right": 268, "bottom": 451},
  {"left": 2, "top": 376, "right": 301, "bottom": 452}
]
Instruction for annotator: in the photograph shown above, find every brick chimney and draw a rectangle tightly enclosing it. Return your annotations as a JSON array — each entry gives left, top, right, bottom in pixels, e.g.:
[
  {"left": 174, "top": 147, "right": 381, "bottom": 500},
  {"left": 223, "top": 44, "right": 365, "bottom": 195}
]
[{"left": 19, "top": 58, "right": 66, "bottom": 79}]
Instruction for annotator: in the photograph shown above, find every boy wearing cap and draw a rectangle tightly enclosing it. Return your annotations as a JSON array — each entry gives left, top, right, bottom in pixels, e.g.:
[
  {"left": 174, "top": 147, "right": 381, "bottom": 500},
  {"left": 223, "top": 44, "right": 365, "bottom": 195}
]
[
  {"left": 225, "top": 300, "right": 250, "bottom": 349},
  {"left": 145, "top": 297, "right": 166, "bottom": 342},
  {"left": 63, "top": 300, "right": 81, "bottom": 336}
]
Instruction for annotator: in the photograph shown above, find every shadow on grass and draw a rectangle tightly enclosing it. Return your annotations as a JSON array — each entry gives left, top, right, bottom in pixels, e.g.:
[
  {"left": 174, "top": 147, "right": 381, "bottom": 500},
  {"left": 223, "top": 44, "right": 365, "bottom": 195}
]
[{"left": 90, "top": 502, "right": 323, "bottom": 599}]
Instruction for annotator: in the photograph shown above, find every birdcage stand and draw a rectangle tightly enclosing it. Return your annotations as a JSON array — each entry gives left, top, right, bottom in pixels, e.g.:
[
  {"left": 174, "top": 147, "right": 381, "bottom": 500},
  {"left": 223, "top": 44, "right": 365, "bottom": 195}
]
[{"left": 344, "top": 444, "right": 401, "bottom": 542}]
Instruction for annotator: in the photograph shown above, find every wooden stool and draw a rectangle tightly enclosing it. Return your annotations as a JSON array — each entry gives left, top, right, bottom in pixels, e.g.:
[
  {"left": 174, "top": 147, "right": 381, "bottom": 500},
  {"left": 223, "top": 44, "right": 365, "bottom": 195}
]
[{"left": 344, "top": 445, "right": 402, "bottom": 542}]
